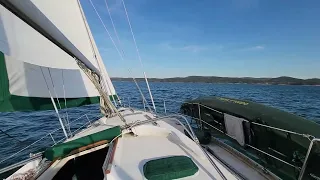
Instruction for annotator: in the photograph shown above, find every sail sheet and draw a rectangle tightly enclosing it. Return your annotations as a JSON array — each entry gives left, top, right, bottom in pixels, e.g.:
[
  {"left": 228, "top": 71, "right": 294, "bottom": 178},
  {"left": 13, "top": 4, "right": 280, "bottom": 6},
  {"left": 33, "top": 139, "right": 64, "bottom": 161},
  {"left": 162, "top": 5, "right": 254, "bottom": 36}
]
[{"left": 0, "top": 1, "right": 117, "bottom": 112}]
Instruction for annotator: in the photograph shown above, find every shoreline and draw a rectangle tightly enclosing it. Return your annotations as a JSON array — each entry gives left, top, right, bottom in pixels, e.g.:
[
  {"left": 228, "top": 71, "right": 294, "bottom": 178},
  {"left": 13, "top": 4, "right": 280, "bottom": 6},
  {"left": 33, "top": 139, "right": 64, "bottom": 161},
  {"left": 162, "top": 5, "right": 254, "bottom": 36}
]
[{"left": 111, "top": 80, "right": 320, "bottom": 86}]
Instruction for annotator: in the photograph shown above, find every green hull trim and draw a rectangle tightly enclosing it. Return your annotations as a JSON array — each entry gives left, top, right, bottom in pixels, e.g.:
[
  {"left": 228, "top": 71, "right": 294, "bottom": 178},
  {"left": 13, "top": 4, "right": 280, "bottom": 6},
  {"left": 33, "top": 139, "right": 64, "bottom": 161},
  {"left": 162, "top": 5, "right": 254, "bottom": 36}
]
[{"left": 44, "top": 126, "right": 121, "bottom": 161}]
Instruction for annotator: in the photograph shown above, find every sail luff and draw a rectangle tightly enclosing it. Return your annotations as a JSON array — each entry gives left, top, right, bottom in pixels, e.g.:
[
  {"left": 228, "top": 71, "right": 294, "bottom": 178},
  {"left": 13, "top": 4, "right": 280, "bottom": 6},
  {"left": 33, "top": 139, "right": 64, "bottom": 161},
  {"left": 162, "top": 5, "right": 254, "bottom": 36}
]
[
  {"left": 76, "top": 0, "right": 118, "bottom": 102},
  {"left": 0, "top": 0, "right": 100, "bottom": 75}
]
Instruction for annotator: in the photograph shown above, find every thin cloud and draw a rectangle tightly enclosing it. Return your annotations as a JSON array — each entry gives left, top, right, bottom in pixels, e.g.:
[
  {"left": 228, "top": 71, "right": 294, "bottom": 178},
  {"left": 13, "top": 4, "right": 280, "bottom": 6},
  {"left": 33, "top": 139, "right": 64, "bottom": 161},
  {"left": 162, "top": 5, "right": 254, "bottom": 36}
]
[
  {"left": 180, "top": 45, "right": 208, "bottom": 53},
  {"left": 161, "top": 43, "right": 209, "bottom": 53},
  {"left": 94, "top": 0, "right": 124, "bottom": 17},
  {"left": 108, "top": 0, "right": 124, "bottom": 14},
  {"left": 240, "top": 45, "right": 265, "bottom": 51}
]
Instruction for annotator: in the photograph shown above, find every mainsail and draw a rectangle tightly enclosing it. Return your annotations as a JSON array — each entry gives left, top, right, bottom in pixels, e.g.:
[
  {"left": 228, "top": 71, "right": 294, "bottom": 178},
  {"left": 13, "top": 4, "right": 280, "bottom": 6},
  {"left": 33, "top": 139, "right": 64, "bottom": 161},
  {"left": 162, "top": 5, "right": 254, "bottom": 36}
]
[{"left": 0, "top": 0, "right": 118, "bottom": 112}]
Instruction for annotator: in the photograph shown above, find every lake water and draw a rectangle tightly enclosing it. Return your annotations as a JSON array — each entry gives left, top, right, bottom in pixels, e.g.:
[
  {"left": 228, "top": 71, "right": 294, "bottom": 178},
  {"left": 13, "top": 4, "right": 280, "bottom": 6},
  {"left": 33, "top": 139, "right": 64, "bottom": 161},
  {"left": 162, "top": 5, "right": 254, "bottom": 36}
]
[{"left": 0, "top": 81, "right": 319, "bottom": 168}]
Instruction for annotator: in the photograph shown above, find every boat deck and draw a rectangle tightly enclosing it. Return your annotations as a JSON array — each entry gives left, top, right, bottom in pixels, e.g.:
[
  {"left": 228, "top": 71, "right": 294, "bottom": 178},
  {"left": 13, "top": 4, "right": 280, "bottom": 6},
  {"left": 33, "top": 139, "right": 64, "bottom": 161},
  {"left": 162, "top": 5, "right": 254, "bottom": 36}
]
[
  {"left": 164, "top": 117, "right": 276, "bottom": 180},
  {"left": 6, "top": 108, "right": 277, "bottom": 180},
  {"left": 65, "top": 109, "right": 244, "bottom": 179},
  {"left": 109, "top": 134, "right": 236, "bottom": 180}
]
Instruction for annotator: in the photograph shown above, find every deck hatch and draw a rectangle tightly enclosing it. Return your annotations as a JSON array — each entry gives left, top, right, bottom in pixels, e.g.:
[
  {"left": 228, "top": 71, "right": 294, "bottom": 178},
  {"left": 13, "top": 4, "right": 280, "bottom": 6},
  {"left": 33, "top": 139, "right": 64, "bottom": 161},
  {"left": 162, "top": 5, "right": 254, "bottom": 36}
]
[{"left": 143, "top": 156, "right": 198, "bottom": 180}]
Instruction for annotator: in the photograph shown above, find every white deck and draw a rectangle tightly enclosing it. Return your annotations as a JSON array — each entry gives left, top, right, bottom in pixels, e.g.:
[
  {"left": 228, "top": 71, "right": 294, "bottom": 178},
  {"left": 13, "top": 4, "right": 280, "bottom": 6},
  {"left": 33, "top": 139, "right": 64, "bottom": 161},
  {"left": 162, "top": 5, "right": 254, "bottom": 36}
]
[
  {"left": 8, "top": 108, "right": 275, "bottom": 180},
  {"left": 108, "top": 133, "right": 238, "bottom": 180},
  {"left": 106, "top": 109, "right": 239, "bottom": 180}
]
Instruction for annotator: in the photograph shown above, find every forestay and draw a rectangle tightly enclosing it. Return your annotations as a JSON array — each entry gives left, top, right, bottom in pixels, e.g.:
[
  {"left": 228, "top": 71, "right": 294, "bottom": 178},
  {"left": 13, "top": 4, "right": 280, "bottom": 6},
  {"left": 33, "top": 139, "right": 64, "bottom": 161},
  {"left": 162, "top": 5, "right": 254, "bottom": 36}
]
[{"left": 0, "top": 0, "right": 117, "bottom": 112}]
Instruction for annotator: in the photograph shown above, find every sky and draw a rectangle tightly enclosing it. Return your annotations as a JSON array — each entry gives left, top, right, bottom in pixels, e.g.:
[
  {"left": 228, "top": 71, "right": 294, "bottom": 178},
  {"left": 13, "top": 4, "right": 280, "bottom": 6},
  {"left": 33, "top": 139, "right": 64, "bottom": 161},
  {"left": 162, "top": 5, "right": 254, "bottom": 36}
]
[{"left": 80, "top": 0, "right": 320, "bottom": 79}]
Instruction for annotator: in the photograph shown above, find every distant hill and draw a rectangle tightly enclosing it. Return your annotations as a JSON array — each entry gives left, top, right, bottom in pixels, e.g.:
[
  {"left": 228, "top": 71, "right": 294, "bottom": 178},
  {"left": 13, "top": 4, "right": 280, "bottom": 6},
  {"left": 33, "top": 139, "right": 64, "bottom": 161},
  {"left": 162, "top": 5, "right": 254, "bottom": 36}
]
[{"left": 111, "top": 76, "right": 320, "bottom": 85}]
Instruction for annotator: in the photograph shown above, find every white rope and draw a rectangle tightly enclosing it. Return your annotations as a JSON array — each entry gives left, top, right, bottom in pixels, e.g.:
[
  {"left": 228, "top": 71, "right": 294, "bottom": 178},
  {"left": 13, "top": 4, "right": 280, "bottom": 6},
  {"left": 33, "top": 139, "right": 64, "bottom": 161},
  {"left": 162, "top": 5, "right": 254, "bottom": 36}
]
[
  {"left": 47, "top": 68, "right": 70, "bottom": 137},
  {"left": 88, "top": 0, "right": 124, "bottom": 63},
  {"left": 104, "top": 0, "right": 152, "bottom": 112},
  {"left": 88, "top": 0, "right": 130, "bottom": 108},
  {"left": 120, "top": 0, "right": 156, "bottom": 111},
  {"left": 89, "top": 0, "right": 152, "bottom": 112},
  {"left": 47, "top": 68, "right": 62, "bottom": 110},
  {"left": 104, "top": 0, "right": 125, "bottom": 56},
  {"left": 120, "top": 0, "right": 143, "bottom": 68},
  {"left": 77, "top": 0, "right": 117, "bottom": 107},
  {"left": 39, "top": 68, "right": 68, "bottom": 139},
  {"left": 61, "top": 70, "right": 72, "bottom": 136}
]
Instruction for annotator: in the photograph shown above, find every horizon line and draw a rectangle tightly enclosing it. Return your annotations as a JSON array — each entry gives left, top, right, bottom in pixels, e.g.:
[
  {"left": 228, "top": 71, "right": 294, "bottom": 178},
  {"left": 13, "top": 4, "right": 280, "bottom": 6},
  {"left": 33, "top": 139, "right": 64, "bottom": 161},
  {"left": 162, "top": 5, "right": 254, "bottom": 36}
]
[{"left": 110, "top": 76, "right": 320, "bottom": 80}]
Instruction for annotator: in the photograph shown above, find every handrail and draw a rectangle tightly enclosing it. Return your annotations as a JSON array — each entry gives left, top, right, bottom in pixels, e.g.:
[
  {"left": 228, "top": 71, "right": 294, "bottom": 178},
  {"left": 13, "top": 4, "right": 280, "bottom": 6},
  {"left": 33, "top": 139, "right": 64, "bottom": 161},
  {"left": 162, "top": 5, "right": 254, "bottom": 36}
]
[
  {"left": 298, "top": 138, "right": 320, "bottom": 180},
  {"left": 0, "top": 112, "right": 101, "bottom": 167},
  {"left": 196, "top": 102, "right": 314, "bottom": 140},
  {"left": 122, "top": 97, "right": 315, "bottom": 140},
  {"left": 0, "top": 153, "right": 42, "bottom": 174},
  {"left": 120, "top": 96, "right": 317, "bottom": 175}
]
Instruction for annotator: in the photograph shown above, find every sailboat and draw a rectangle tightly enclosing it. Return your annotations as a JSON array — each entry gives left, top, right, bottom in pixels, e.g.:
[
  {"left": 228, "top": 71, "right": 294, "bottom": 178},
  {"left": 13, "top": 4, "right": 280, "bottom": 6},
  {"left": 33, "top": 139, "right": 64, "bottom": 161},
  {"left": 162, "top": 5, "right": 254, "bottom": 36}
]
[{"left": 0, "top": 0, "right": 318, "bottom": 180}]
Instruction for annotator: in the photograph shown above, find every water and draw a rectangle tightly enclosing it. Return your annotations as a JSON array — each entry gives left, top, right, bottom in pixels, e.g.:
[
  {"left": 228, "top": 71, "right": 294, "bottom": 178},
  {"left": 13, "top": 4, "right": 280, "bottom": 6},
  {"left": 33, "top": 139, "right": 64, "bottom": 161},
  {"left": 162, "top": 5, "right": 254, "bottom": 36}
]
[
  {"left": 115, "top": 81, "right": 320, "bottom": 121},
  {"left": 0, "top": 81, "right": 319, "bottom": 168}
]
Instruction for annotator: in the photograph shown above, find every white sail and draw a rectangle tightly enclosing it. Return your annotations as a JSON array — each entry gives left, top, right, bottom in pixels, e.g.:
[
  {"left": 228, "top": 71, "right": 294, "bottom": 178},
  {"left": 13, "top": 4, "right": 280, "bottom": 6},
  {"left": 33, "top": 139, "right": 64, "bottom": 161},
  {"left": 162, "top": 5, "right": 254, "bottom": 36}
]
[
  {"left": 0, "top": 0, "right": 117, "bottom": 111},
  {"left": 31, "top": 0, "right": 117, "bottom": 99},
  {"left": 76, "top": 0, "right": 117, "bottom": 99}
]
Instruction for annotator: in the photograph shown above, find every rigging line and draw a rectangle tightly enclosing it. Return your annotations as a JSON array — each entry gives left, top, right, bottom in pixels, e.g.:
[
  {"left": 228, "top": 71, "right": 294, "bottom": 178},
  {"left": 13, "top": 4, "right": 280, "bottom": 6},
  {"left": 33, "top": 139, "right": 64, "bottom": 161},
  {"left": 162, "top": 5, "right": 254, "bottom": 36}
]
[
  {"left": 76, "top": 0, "right": 117, "bottom": 106},
  {"left": 61, "top": 70, "right": 72, "bottom": 136},
  {"left": 40, "top": 67, "right": 68, "bottom": 139},
  {"left": 88, "top": 0, "right": 124, "bottom": 63},
  {"left": 104, "top": 0, "right": 124, "bottom": 56},
  {"left": 89, "top": 0, "right": 152, "bottom": 111},
  {"left": 120, "top": 0, "right": 156, "bottom": 111},
  {"left": 103, "top": 0, "right": 152, "bottom": 112},
  {"left": 47, "top": 68, "right": 70, "bottom": 135},
  {"left": 47, "top": 68, "right": 62, "bottom": 110},
  {"left": 88, "top": 0, "right": 126, "bottom": 107}
]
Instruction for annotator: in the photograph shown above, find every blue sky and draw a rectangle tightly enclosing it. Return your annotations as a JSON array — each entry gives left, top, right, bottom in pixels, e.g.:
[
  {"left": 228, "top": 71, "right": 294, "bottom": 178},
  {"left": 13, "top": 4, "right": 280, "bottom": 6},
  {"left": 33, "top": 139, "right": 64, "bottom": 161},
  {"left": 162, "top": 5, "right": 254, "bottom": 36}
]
[{"left": 80, "top": 0, "right": 320, "bottom": 78}]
